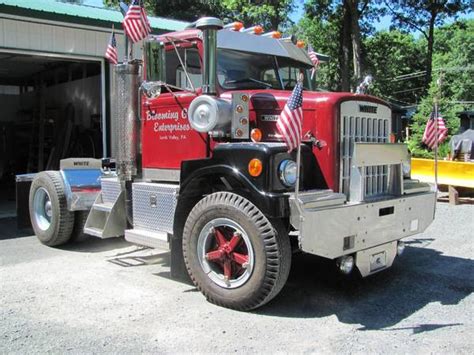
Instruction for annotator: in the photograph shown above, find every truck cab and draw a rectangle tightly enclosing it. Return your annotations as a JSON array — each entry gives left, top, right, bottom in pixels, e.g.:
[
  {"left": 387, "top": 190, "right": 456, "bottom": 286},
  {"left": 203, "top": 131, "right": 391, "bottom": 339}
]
[{"left": 28, "top": 17, "right": 436, "bottom": 311}]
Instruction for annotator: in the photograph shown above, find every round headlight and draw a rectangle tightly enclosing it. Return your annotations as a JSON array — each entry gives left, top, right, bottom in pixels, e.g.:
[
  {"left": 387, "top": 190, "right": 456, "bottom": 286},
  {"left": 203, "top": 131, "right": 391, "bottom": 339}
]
[{"left": 279, "top": 160, "right": 297, "bottom": 187}]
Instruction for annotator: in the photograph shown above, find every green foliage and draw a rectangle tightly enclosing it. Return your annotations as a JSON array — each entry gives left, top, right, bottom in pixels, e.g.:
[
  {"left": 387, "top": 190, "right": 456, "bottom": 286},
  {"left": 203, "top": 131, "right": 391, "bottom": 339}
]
[
  {"left": 407, "top": 20, "right": 472, "bottom": 158},
  {"left": 296, "top": 15, "right": 341, "bottom": 90},
  {"left": 364, "top": 30, "right": 426, "bottom": 105},
  {"left": 220, "top": 0, "right": 295, "bottom": 30},
  {"left": 103, "top": 0, "right": 294, "bottom": 26},
  {"left": 103, "top": 0, "right": 225, "bottom": 21}
]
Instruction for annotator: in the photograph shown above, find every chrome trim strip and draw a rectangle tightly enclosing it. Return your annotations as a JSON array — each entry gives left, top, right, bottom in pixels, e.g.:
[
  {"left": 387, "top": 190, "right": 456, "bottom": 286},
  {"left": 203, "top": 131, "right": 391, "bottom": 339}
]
[{"left": 143, "top": 168, "right": 180, "bottom": 182}]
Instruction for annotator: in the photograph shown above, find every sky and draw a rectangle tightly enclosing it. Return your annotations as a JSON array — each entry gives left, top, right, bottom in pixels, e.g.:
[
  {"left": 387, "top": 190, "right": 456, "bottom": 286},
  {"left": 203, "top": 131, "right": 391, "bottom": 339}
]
[{"left": 82, "top": 0, "right": 472, "bottom": 32}]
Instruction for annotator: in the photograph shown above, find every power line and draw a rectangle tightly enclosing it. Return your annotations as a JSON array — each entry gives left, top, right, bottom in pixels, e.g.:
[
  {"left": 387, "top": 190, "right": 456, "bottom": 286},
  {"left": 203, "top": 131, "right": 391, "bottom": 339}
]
[{"left": 390, "top": 65, "right": 474, "bottom": 82}]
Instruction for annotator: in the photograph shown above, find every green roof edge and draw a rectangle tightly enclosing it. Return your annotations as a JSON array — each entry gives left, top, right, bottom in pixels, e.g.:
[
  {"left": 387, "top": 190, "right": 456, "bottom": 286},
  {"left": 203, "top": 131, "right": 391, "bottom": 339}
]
[{"left": 0, "top": 0, "right": 189, "bottom": 32}]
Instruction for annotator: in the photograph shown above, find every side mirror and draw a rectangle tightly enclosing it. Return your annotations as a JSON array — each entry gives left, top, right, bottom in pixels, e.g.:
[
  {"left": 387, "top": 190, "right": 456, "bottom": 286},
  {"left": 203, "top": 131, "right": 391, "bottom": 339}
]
[
  {"left": 144, "top": 40, "right": 166, "bottom": 82},
  {"left": 140, "top": 81, "right": 162, "bottom": 99}
]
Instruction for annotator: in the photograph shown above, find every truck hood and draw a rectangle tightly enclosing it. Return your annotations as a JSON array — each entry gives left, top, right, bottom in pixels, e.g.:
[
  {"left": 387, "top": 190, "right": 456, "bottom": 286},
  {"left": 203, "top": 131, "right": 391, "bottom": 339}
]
[
  {"left": 220, "top": 89, "right": 388, "bottom": 142},
  {"left": 220, "top": 89, "right": 388, "bottom": 112}
]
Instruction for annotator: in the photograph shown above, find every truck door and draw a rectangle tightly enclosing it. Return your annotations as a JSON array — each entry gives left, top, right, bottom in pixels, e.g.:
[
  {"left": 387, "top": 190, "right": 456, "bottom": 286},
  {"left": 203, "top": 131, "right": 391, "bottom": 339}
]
[{"left": 142, "top": 47, "right": 207, "bottom": 170}]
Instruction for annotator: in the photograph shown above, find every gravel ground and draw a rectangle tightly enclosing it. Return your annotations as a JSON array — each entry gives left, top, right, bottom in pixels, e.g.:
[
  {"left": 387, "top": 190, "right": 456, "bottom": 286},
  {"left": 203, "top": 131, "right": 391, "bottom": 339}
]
[{"left": 0, "top": 201, "right": 473, "bottom": 354}]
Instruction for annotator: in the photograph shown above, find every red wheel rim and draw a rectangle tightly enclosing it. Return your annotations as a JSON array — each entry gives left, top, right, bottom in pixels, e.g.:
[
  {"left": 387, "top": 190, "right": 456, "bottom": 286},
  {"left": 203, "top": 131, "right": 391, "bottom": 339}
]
[{"left": 197, "top": 218, "right": 254, "bottom": 288}]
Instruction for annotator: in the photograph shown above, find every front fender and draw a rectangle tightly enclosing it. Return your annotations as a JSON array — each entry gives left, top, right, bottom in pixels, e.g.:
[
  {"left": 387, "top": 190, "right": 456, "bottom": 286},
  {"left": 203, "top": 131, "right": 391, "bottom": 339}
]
[{"left": 180, "top": 163, "right": 288, "bottom": 218}]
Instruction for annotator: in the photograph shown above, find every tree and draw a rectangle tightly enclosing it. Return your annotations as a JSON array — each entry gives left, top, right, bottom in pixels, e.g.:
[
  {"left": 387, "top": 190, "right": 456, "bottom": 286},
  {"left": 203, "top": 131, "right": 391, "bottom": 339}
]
[
  {"left": 364, "top": 30, "right": 426, "bottom": 105},
  {"left": 301, "top": 0, "right": 383, "bottom": 91},
  {"left": 408, "top": 19, "right": 473, "bottom": 158},
  {"left": 385, "top": 0, "right": 469, "bottom": 91},
  {"left": 103, "top": 0, "right": 225, "bottom": 21},
  {"left": 220, "top": 0, "right": 295, "bottom": 30}
]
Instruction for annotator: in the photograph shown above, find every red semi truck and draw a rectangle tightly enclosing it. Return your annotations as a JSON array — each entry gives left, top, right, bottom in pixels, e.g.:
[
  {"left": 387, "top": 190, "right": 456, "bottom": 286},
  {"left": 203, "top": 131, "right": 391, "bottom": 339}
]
[{"left": 28, "top": 17, "right": 436, "bottom": 310}]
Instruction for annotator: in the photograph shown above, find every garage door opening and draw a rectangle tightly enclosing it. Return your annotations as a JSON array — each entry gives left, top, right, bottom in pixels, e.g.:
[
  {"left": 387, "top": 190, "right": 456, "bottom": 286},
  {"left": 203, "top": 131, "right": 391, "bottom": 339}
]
[{"left": 0, "top": 53, "right": 104, "bottom": 218}]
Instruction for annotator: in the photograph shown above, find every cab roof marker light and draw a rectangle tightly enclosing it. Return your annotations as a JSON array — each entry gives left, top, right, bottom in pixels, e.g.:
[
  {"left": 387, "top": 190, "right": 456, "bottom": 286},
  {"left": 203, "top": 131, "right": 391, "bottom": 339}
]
[
  {"left": 262, "top": 31, "right": 282, "bottom": 39},
  {"left": 224, "top": 22, "right": 244, "bottom": 31},
  {"left": 296, "top": 40, "right": 305, "bottom": 48},
  {"left": 240, "top": 26, "right": 263, "bottom": 35}
]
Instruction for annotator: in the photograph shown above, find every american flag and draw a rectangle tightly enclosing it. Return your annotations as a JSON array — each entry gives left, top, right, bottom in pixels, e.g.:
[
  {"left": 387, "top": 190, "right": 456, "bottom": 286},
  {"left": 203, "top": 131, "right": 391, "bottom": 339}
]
[
  {"left": 308, "top": 44, "right": 319, "bottom": 68},
  {"left": 105, "top": 31, "right": 118, "bottom": 65},
  {"left": 422, "top": 108, "right": 448, "bottom": 149},
  {"left": 123, "top": 0, "right": 151, "bottom": 43},
  {"left": 308, "top": 44, "right": 319, "bottom": 78},
  {"left": 276, "top": 81, "right": 304, "bottom": 152}
]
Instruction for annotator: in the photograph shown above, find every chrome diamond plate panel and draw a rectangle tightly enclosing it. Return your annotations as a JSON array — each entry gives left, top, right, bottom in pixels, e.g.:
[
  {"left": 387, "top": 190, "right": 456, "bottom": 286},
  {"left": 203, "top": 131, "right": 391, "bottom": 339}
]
[
  {"left": 132, "top": 182, "right": 179, "bottom": 234},
  {"left": 101, "top": 177, "right": 122, "bottom": 204}
]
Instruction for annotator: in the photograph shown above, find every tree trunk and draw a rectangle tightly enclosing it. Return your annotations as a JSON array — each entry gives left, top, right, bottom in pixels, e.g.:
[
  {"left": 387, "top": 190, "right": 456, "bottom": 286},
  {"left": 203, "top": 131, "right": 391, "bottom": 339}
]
[
  {"left": 347, "top": 0, "right": 362, "bottom": 83},
  {"left": 340, "top": 4, "right": 351, "bottom": 92},
  {"left": 425, "top": 13, "right": 436, "bottom": 90}
]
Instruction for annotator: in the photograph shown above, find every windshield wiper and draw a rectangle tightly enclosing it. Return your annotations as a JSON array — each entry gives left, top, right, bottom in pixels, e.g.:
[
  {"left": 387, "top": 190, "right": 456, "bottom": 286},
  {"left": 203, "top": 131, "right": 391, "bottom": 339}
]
[{"left": 226, "top": 77, "right": 272, "bottom": 88}]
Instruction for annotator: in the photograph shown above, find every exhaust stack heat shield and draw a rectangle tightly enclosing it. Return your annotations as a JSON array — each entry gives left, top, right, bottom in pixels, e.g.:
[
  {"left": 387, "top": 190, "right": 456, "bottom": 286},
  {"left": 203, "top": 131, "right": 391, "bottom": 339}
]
[{"left": 113, "top": 62, "right": 140, "bottom": 180}]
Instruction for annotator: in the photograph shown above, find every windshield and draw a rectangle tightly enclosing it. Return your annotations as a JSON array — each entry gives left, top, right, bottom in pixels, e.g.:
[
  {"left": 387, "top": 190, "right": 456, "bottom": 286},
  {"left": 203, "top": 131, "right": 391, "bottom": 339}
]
[{"left": 217, "top": 49, "right": 315, "bottom": 91}]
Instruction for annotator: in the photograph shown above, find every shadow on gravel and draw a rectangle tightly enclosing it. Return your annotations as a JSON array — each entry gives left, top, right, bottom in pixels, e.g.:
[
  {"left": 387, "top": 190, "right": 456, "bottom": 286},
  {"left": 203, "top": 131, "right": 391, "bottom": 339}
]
[
  {"left": 108, "top": 249, "right": 171, "bottom": 268},
  {"left": 256, "top": 238, "right": 474, "bottom": 332},
  {"left": 0, "top": 217, "right": 32, "bottom": 240},
  {"left": 59, "top": 237, "right": 132, "bottom": 253}
]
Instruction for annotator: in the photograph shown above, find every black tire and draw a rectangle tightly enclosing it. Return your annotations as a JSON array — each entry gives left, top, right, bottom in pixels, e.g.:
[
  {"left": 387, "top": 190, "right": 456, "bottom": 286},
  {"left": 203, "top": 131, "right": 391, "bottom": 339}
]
[
  {"left": 71, "top": 211, "right": 90, "bottom": 243},
  {"left": 29, "top": 171, "right": 74, "bottom": 246},
  {"left": 183, "top": 192, "right": 291, "bottom": 311}
]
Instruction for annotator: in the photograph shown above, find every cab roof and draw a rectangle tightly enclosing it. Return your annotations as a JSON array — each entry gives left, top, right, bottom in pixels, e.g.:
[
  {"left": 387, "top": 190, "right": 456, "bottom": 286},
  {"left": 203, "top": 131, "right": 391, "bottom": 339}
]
[{"left": 154, "top": 29, "right": 314, "bottom": 67}]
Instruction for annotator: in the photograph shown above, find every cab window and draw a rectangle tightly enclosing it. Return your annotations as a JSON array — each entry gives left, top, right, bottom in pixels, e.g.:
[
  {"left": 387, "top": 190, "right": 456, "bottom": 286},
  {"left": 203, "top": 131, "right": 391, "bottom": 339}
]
[{"left": 165, "top": 47, "right": 201, "bottom": 91}]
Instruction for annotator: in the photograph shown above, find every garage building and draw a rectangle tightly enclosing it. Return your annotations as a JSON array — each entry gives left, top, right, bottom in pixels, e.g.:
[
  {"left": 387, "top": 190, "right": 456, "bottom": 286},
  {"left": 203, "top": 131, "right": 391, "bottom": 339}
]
[{"left": 0, "top": 0, "right": 187, "bottom": 215}]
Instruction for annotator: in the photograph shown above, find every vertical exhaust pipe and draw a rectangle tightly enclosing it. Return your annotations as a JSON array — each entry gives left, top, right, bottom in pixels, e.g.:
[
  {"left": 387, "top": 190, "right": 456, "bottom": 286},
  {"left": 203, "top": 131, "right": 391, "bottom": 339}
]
[
  {"left": 114, "top": 62, "right": 140, "bottom": 181},
  {"left": 195, "top": 17, "right": 223, "bottom": 95},
  {"left": 114, "top": 62, "right": 141, "bottom": 226}
]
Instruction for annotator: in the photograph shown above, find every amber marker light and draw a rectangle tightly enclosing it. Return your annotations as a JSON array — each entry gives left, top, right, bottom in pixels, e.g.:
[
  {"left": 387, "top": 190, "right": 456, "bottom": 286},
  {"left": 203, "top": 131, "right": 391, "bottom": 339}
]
[
  {"left": 271, "top": 31, "right": 282, "bottom": 38},
  {"left": 263, "top": 31, "right": 282, "bottom": 39},
  {"left": 236, "top": 105, "right": 244, "bottom": 113},
  {"left": 296, "top": 40, "right": 305, "bottom": 48},
  {"left": 251, "top": 128, "right": 262, "bottom": 142},
  {"left": 254, "top": 26, "right": 264, "bottom": 35},
  {"left": 224, "top": 22, "right": 244, "bottom": 31},
  {"left": 248, "top": 158, "right": 263, "bottom": 177},
  {"left": 241, "top": 94, "right": 249, "bottom": 102}
]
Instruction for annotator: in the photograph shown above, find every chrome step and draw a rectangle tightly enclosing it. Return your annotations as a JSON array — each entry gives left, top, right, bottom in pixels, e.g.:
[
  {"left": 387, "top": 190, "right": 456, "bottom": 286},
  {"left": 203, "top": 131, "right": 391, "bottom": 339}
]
[
  {"left": 125, "top": 229, "right": 169, "bottom": 250},
  {"left": 83, "top": 226, "right": 105, "bottom": 238},
  {"left": 83, "top": 177, "right": 127, "bottom": 239}
]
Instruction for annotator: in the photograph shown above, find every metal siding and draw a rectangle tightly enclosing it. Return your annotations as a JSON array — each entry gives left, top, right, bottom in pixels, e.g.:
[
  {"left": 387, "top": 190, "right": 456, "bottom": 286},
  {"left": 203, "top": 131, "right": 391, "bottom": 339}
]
[{"left": 0, "top": 16, "right": 128, "bottom": 59}]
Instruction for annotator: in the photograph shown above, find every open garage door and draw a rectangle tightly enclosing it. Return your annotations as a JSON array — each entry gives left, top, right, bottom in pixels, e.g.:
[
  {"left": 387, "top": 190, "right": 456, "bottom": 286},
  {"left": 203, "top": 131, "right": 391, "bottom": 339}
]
[{"left": 0, "top": 52, "right": 106, "bottom": 217}]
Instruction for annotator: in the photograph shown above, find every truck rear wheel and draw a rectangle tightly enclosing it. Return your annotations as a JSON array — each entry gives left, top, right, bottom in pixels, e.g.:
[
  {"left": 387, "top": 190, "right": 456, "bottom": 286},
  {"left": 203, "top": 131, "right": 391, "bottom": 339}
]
[
  {"left": 29, "top": 171, "right": 74, "bottom": 246},
  {"left": 183, "top": 192, "right": 291, "bottom": 311}
]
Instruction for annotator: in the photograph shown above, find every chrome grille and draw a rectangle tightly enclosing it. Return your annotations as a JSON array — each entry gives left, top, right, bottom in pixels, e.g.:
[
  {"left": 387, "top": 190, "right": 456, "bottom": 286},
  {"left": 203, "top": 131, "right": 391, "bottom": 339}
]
[{"left": 340, "top": 101, "right": 391, "bottom": 199}]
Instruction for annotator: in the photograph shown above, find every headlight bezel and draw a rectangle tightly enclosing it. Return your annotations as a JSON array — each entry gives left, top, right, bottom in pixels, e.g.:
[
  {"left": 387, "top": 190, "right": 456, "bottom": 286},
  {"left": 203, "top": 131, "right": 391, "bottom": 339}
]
[{"left": 278, "top": 159, "right": 297, "bottom": 187}]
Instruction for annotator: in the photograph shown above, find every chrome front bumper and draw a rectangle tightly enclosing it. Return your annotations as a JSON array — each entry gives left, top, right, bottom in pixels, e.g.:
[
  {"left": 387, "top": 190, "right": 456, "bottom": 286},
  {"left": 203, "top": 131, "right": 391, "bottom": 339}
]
[{"left": 289, "top": 189, "right": 436, "bottom": 275}]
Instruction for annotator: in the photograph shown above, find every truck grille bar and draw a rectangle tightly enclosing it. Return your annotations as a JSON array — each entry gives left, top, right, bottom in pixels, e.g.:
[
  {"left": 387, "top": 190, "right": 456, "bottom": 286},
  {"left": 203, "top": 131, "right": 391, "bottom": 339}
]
[{"left": 340, "top": 101, "right": 391, "bottom": 200}]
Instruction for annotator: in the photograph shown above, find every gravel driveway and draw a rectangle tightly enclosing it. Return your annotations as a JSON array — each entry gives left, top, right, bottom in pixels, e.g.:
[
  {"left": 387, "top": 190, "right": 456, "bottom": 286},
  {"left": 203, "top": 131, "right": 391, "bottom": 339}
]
[{"left": 1, "top": 202, "right": 473, "bottom": 354}]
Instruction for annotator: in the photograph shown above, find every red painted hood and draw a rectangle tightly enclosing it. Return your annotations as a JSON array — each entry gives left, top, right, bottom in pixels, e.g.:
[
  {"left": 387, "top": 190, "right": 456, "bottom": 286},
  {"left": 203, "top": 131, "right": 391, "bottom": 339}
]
[{"left": 220, "top": 89, "right": 390, "bottom": 191}]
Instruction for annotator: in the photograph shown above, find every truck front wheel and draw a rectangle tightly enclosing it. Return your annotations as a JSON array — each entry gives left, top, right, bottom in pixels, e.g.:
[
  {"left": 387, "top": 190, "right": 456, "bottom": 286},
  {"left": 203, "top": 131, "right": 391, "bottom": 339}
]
[
  {"left": 29, "top": 171, "right": 74, "bottom": 246},
  {"left": 183, "top": 192, "right": 291, "bottom": 311}
]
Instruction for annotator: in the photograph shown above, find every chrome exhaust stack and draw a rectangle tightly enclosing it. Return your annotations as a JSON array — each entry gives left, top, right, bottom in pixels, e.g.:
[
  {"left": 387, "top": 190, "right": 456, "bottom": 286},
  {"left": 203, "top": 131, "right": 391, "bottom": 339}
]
[
  {"left": 195, "top": 17, "right": 223, "bottom": 95},
  {"left": 113, "top": 62, "right": 141, "bottom": 181}
]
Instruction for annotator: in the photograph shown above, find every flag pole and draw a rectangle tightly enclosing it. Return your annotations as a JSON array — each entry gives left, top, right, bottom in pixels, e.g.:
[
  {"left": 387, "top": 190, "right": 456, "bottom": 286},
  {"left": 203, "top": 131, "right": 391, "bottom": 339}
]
[
  {"left": 434, "top": 73, "right": 443, "bottom": 192},
  {"left": 294, "top": 73, "right": 304, "bottom": 219},
  {"left": 434, "top": 97, "right": 439, "bottom": 191}
]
